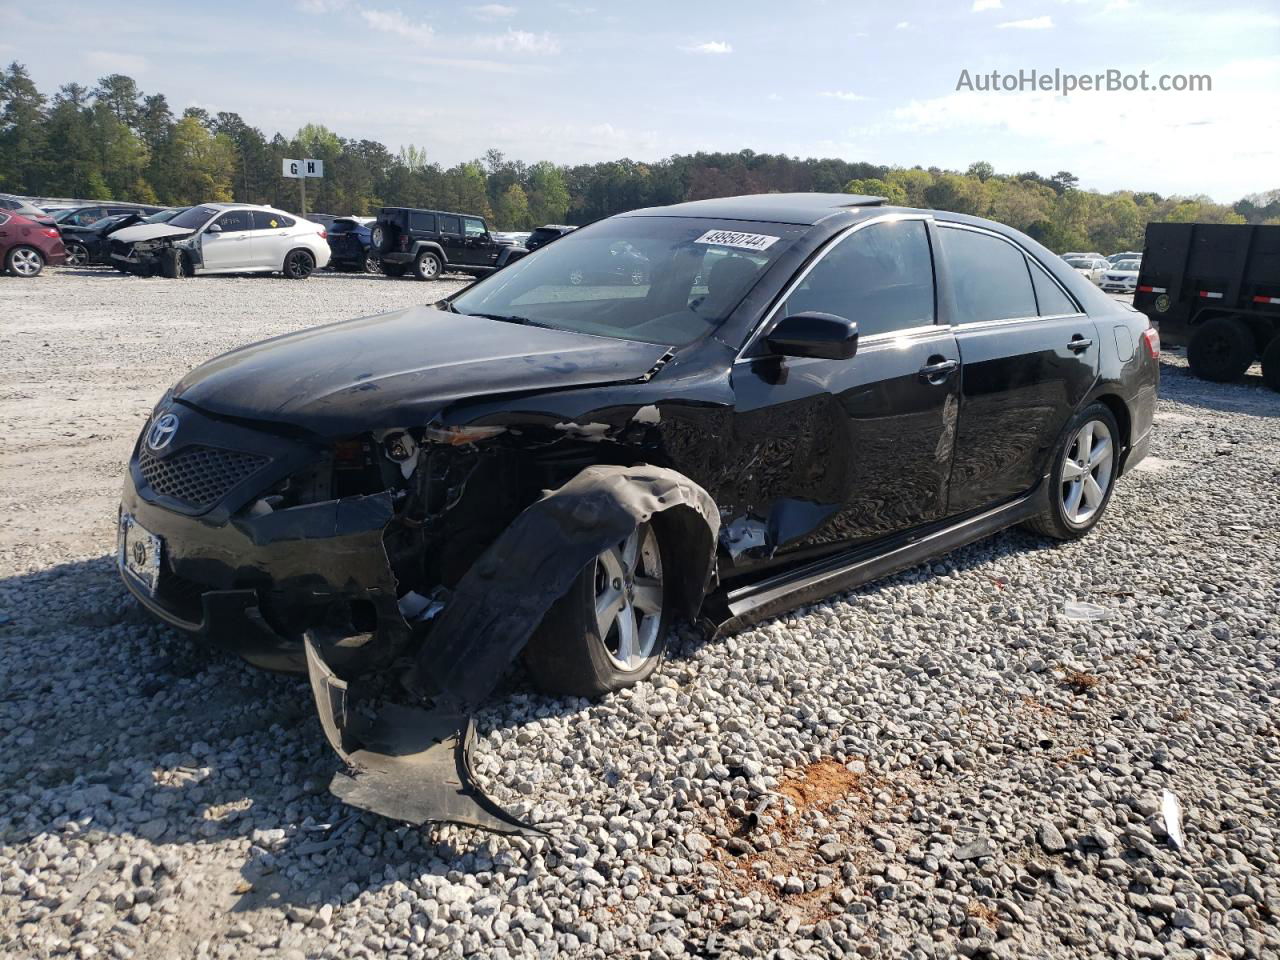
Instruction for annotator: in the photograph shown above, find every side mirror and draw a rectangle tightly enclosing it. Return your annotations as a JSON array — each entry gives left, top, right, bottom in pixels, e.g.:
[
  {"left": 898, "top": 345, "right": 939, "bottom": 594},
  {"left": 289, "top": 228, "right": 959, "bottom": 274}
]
[
  {"left": 206, "top": 223, "right": 222, "bottom": 233},
  {"left": 765, "top": 312, "right": 858, "bottom": 360}
]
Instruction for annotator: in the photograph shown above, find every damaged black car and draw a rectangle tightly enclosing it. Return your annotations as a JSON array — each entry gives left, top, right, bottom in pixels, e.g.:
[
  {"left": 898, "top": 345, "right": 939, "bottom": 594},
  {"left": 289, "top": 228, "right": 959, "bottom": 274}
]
[{"left": 119, "top": 193, "right": 1159, "bottom": 832}]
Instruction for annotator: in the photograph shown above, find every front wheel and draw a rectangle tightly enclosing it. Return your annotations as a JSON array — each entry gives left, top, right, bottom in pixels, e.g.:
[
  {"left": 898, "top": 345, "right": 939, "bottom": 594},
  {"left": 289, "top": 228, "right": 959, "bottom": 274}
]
[
  {"left": 283, "top": 249, "right": 315, "bottom": 280},
  {"left": 1187, "top": 317, "right": 1254, "bottom": 382},
  {"left": 6, "top": 246, "right": 44, "bottom": 277},
  {"left": 1022, "top": 403, "right": 1120, "bottom": 541},
  {"left": 524, "top": 521, "right": 672, "bottom": 697},
  {"left": 159, "top": 248, "right": 188, "bottom": 279}
]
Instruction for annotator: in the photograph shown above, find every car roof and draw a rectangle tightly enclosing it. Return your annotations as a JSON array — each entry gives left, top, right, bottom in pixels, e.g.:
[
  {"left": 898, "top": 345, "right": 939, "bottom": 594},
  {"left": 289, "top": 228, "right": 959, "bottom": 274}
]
[{"left": 624, "top": 192, "right": 887, "bottom": 225}]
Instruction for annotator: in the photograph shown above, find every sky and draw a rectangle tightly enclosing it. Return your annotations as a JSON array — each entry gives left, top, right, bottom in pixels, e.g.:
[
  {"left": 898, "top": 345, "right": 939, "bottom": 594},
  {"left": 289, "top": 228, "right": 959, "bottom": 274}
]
[{"left": 2, "top": 0, "right": 1277, "bottom": 202}]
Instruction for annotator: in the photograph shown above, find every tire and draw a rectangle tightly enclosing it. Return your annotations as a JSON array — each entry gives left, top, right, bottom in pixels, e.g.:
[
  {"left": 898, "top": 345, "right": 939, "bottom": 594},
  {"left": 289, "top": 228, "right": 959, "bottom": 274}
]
[
  {"left": 283, "top": 249, "right": 314, "bottom": 280},
  {"left": 159, "top": 248, "right": 188, "bottom": 279},
  {"left": 6, "top": 246, "right": 44, "bottom": 278},
  {"left": 382, "top": 263, "right": 406, "bottom": 278},
  {"left": 1262, "top": 334, "right": 1280, "bottom": 393},
  {"left": 1022, "top": 403, "right": 1121, "bottom": 541},
  {"left": 413, "top": 250, "right": 442, "bottom": 281},
  {"left": 64, "top": 242, "right": 89, "bottom": 267},
  {"left": 524, "top": 520, "right": 673, "bottom": 698},
  {"left": 1187, "top": 317, "right": 1255, "bottom": 382},
  {"left": 363, "top": 253, "right": 383, "bottom": 275},
  {"left": 370, "top": 224, "right": 391, "bottom": 253}
]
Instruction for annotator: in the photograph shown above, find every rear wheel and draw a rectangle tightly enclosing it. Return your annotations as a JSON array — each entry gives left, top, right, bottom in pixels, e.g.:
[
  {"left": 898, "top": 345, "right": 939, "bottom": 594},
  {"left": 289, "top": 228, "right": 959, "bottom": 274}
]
[
  {"left": 363, "top": 253, "right": 383, "bottom": 274},
  {"left": 64, "top": 242, "right": 89, "bottom": 267},
  {"left": 524, "top": 521, "right": 672, "bottom": 697},
  {"left": 1022, "top": 403, "right": 1120, "bottom": 541},
  {"left": 1262, "top": 334, "right": 1280, "bottom": 393},
  {"left": 283, "top": 249, "right": 314, "bottom": 280},
  {"left": 413, "top": 251, "right": 441, "bottom": 281},
  {"left": 6, "top": 246, "right": 44, "bottom": 277},
  {"left": 1187, "top": 317, "right": 1254, "bottom": 382}
]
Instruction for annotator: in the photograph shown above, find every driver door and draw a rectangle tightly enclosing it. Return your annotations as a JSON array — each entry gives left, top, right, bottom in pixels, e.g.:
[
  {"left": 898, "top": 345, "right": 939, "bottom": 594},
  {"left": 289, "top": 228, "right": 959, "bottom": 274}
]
[
  {"left": 726, "top": 217, "right": 961, "bottom": 572},
  {"left": 460, "top": 216, "right": 500, "bottom": 269},
  {"left": 199, "top": 209, "right": 254, "bottom": 273}
]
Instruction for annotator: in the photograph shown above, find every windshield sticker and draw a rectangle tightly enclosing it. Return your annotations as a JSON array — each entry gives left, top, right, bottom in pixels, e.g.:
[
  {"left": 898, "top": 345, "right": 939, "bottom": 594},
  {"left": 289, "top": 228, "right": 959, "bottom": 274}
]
[{"left": 694, "top": 229, "right": 780, "bottom": 252}]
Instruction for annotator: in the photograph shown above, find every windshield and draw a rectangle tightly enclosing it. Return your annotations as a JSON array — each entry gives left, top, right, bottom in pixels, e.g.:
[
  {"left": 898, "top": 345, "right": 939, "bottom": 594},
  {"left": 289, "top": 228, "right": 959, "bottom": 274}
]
[
  {"left": 88, "top": 216, "right": 123, "bottom": 230},
  {"left": 1065, "top": 258, "right": 1092, "bottom": 268},
  {"left": 166, "top": 206, "right": 219, "bottom": 230},
  {"left": 450, "top": 216, "right": 804, "bottom": 346},
  {"left": 1115, "top": 260, "right": 1141, "bottom": 271},
  {"left": 144, "top": 208, "right": 185, "bottom": 223}
]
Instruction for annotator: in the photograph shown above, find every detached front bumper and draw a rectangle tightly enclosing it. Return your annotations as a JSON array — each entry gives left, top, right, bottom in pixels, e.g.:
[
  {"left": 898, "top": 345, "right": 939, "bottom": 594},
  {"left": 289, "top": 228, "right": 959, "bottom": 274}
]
[{"left": 119, "top": 470, "right": 406, "bottom": 672}]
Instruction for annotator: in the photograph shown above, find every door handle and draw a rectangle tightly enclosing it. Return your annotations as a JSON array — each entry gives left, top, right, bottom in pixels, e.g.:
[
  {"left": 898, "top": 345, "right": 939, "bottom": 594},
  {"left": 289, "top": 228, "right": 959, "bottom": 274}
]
[
  {"left": 1068, "top": 336, "right": 1093, "bottom": 352},
  {"left": 918, "top": 358, "right": 959, "bottom": 382}
]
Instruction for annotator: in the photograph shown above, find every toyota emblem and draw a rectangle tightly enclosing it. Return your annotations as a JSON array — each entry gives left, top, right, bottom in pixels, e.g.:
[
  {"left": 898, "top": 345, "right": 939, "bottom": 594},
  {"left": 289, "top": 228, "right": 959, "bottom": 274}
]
[
  {"left": 131, "top": 539, "right": 148, "bottom": 567},
  {"left": 147, "top": 412, "right": 180, "bottom": 451}
]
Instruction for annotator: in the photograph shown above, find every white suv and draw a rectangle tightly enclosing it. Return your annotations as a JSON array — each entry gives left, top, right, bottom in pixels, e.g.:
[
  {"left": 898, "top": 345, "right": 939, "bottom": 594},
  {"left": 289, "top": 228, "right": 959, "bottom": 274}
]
[{"left": 110, "top": 203, "right": 331, "bottom": 279}]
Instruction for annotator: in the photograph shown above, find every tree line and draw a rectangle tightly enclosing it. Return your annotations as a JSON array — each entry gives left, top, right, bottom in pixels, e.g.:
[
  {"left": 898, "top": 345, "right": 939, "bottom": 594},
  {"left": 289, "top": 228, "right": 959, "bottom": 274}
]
[{"left": 2, "top": 63, "right": 1277, "bottom": 252}]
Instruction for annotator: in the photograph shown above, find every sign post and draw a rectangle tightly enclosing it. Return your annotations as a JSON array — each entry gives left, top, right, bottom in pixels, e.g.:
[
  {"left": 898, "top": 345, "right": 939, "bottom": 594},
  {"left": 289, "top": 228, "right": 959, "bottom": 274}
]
[{"left": 282, "top": 158, "right": 325, "bottom": 217}]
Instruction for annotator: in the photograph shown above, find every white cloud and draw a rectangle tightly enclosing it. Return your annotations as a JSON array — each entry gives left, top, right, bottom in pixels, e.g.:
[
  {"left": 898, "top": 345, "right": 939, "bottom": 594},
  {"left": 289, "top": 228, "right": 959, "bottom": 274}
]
[
  {"left": 296, "top": 0, "right": 347, "bottom": 12},
  {"left": 85, "top": 51, "right": 149, "bottom": 75},
  {"left": 820, "top": 90, "right": 868, "bottom": 102},
  {"left": 474, "top": 29, "right": 561, "bottom": 54},
  {"left": 360, "top": 9, "right": 435, "bottom": 44},
  {"left": 684, "top": 40, "right": 732, "bottom": 54},
  {"left": 472, "top": 3, "right": 517, "bottom": 19},
  {"left": 971, "top": 0, "right": 1002, "bottom": 10},
  {"left": 895, "top": 21, "right": 911, "bottom": 29},
  {"left": 998, "top": 15, "right": 1054, "bottom": 29}
]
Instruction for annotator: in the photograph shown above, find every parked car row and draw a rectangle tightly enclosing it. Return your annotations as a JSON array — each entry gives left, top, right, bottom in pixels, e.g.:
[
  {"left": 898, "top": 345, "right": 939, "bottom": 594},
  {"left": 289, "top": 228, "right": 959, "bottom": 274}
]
[{"left": 1064, "top": 250, "right": 1143, "bottom": 290}]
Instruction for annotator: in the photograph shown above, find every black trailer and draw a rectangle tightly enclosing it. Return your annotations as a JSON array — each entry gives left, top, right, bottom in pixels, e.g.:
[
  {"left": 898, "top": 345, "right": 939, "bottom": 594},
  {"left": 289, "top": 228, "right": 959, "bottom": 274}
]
[{"left": 1134, "top": 222, "right": 1280, "bottom": 390}]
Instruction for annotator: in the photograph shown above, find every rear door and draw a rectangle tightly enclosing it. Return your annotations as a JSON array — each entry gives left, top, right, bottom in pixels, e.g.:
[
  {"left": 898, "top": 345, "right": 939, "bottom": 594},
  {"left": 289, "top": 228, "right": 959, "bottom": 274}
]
[
  {"left": 199, "top": 209, "right": 254, "bottom": 272},
  {"left": 729, "top": 216, "right": 962, "bottom": 571},
  {"left": 938, "top": 223, "right": 1099, "bottom": 515},
  {"left": 249, "top": 210, "right": 296, "bottom": 269},
  {"left": 436, "top": 214, "right": 464, "bottom": 265}
]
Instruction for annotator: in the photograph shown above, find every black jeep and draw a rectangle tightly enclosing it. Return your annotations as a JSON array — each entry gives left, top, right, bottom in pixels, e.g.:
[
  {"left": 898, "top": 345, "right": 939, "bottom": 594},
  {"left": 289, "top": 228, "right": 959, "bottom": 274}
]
[{"left": 370, "top": 206, "right": 502, "bottom": 280}]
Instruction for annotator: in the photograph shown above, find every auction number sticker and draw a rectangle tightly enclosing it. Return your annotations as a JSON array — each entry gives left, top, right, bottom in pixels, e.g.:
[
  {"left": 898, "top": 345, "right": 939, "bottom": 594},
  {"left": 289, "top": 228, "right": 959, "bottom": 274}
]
[{"left": 694, "top": 229, "right": 780, "bottom": 252}]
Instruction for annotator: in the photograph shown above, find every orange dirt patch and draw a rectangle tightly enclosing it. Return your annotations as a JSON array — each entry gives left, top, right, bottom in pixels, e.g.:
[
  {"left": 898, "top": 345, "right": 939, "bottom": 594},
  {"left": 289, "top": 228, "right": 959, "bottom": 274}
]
[
  {"left": 1063, "top": 670, "right": 1101, "bottom": 694},
  {"left": 778, "top": 759, "right": 862, "bottom": 812}
]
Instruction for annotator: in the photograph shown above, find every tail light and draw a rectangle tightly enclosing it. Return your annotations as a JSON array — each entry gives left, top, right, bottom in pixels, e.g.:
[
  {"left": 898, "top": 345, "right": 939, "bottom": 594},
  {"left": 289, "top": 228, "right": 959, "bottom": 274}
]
[
  {"left": 398, "top": 235, "right": 410, "bottom": 251},
  {"left": 318, "top": 228, "right": 327, "bottom": 240},
  {"left": 1140, "top": 326, "right": 1160, "bottom": 359},
  {"left": 43, "top": 228, "right": 59, "bottom": 239}
]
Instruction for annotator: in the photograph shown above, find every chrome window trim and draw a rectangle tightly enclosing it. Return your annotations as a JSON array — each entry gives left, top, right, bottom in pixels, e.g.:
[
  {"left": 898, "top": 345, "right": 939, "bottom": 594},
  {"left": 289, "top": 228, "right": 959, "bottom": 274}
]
[
  {"left": 937, "top": 220, "right": 1086, "bottom": 320},
  {"left": 736, "top": 212, "right": 935, "bottom": 361}
]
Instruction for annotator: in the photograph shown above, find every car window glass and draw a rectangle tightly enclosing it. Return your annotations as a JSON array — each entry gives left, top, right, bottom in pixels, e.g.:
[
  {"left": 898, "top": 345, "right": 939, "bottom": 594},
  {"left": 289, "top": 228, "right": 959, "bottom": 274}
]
[
  {"left": 0, "top": 213, "right": 9, "bottom": 225},
  {"left": 250, "top": 211, "right": 293, "bottom": 229},
  {"left": 215, "top": 210, "right": 252, "bottom": 231},
  {"left": 463, "top": 217, "right": 486, "bottom": 238},
  {"left": 939, "top": 227, "right": 1038, "bottom": 324},
  {"left": 1029, "top": 261, "right": 1078, "bottom": 316},
  {"left": 438, "top": 215, "right": 460, "bottom": 235},
  {"left": 779, "top": 220, "right": 935, "bottom": 338},
  {"left": 409, "top": 212, "right": 436, "bottom": 233}
]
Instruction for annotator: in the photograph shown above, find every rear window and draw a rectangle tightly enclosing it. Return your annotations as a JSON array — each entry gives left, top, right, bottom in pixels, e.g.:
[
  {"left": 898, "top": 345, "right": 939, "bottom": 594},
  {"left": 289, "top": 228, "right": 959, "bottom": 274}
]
[
  {"left": 409, "top": 212, "right": 436, "bottom": 233},
  {"left": 329, "top": 219, "right": 360, "bottom": 234},
  {"left": 530, "top": 228, "right": 559, "bottom": 243},
  {"left": 251, "top": 211, "right": 294, "bottom": 229},
  {"left": 939, "top": 227, "right": 1038, "bottom": 324},
  {"left": 438, "top": 215, "right": 461, "bottom": 235},
  {"left": 1030, "top": 261, "right": 1079, "bottom": 316}
]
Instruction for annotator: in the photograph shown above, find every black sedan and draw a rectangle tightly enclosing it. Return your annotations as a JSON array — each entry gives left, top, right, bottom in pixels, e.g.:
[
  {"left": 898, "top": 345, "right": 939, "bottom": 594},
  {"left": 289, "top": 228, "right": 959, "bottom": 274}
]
[
  {"left": 118, "top": 193, "right": 1158, "bottom": 831},
  {"left": 63, "top": 208, "right": 185, "bottom": 267}
]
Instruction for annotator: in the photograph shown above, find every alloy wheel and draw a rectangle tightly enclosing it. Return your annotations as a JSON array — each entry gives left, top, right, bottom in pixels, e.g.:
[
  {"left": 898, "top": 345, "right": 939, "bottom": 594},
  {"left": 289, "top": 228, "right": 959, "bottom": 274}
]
[
  {"left": 593, "top": 523, "right": 664, "bottom": 672},
  {"left": 1060, "top": 419, "right": 1114, "bottom": 525},
  {"left": 65, "top": 243, "right": 88, "bottom": 267},
  {"left": 10, "top": 248, "right": 42, "bottom": 276}
]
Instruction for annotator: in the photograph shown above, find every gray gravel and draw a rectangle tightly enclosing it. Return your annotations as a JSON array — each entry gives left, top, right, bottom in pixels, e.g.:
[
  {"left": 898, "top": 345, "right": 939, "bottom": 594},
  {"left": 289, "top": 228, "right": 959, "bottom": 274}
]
[{"left": 1, "top": 269, "right": 1278, "bottom": 960}]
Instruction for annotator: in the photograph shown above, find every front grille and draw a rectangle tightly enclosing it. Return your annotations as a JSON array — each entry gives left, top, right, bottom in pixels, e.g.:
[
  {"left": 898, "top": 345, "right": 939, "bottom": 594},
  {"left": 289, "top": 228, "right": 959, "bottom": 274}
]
[{"left": 138, "top": 445, "right": 269, "bottom": 509}]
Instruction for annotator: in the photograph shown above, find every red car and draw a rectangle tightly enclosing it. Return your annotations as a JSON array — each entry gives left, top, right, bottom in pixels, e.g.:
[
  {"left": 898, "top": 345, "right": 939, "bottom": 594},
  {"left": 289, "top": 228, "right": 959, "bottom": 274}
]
[{"left": 1, "top": 212, "right": 66, "bottom": 277}]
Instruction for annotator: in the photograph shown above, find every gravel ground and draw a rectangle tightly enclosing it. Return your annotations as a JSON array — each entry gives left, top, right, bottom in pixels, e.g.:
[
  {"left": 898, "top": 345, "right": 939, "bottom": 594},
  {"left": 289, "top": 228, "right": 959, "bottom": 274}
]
[{"left": 1, "top": 269, "right": 1277, "bottom": 960}]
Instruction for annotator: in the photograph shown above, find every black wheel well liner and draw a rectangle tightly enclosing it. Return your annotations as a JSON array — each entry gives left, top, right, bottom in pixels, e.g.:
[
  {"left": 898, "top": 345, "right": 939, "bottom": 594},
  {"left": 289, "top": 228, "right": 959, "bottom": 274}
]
[
  {"left": 410, "top": 241, "right": 448, "bottom": 263},
  {"left": 1090, "top": 393, "right": 1131, "bottom": 455}
]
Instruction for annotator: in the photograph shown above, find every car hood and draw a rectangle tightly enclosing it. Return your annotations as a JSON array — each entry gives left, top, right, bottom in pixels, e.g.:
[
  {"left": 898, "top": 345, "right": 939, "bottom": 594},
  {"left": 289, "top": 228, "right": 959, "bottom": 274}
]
[
  {"left": 173, "top": 306, "right": 672, "bottom": 436},
  {"left": 110, "top": 223, "right": 195, "bottom": 244}
]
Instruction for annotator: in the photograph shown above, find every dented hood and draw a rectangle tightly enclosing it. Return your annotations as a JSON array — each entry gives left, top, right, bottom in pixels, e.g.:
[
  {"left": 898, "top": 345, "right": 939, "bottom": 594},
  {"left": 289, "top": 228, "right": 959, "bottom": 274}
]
[
  {"left": 109, "top": 223, "right": 195, "bottom": 244},
  {"left": 174, "top": 306, "right": 672, "bottom": 434}
]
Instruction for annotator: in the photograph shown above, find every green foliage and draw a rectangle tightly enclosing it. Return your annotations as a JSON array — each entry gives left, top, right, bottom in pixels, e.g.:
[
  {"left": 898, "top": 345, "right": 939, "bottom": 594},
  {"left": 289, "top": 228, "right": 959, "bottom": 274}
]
[{"left": 0, "top": 63, "right": 1272, "bottom": 254}]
